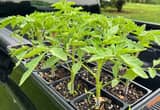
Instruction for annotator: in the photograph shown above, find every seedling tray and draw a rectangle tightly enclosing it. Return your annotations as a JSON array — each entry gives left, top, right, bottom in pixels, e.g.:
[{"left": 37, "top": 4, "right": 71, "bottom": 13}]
[{"left": 132, "top": 88, "right": 160, "bottom": 110}]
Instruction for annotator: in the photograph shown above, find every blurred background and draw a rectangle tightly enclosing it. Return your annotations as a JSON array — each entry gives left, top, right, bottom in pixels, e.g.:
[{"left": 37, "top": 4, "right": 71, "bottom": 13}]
[
  {"left": 101, "top": 0, "right": 160, "bottom": 23},
  {"left": 0, "top": 0, "right": 159, "bottom": 23}
]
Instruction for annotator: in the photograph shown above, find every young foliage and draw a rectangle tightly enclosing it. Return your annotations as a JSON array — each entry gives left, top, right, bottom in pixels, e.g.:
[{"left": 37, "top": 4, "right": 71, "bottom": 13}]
[
  {"left": 0, "top": 0, "right": 160, "bottom": 109},
  {"left": 19, "top": 53, "right": 44, "bottom": 86}
]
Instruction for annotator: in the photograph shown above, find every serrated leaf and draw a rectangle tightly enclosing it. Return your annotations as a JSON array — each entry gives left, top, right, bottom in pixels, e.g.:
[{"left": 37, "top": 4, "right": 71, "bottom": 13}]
[
  {"left": 19, "top": 53, "right": 44, "bottom": 86},
  {"left": 87, "top": 47, "right": 113, "bottom": 62},
  {"left": 72, "top": 62, "right": 82, "bottom": 75},
  {"left": 148, "top": 68, "right": 156, "bottom": 78},
  {"left": 49, "top": 47, "right": 67, "bottom": 61},
  {"left": 120, "top": 54, "right": 143, "bottom": 68},
  {"left": 111, "top": 79, "right": 120, "bottom": 87},
  {"left": 132, "top": 67, "right": 148, "bottom": 79}
]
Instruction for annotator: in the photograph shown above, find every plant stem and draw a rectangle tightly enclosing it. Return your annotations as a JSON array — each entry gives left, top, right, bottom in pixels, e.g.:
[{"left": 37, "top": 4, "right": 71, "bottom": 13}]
[
  {"left": 124, "top": 80, "right": 130, "bottom": 102},
  {"left": 95, "top": 60, "right": 103, "bottom": 108},
  {"left": 70, "top": 73, "right": 75, "bottom": 94},
  {"left": 82, "top": 63, "right": 95, "bottom": 77},
  {"left": 67, "top": 53, "right": 95, "bottom": 77},
  {"left": 70, "top": 47, "right": 76, "bottom": 94},
  {"left": 72, "top": 47, "right": 75, "bottom": 63},
  {"left": 102, "top": 80, "right": 112, "bottom": 88}
]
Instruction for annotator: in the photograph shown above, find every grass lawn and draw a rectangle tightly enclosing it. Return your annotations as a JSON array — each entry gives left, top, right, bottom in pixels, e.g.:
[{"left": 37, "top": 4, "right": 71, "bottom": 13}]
[{"left": 101, "top": 3, "right": 160, "bottom": 24}]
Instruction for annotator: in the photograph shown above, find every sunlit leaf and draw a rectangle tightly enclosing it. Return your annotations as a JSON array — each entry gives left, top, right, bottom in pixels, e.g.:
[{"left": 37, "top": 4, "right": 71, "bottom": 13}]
[
  {"left": 111, "top": 78, "right": 120, "bottom": 87},
  {"left": 19, "top": 53, "right": 44, "bottom": 86},
  {"left": 49, "top": 47, "right": 67, "bottom": 61}
]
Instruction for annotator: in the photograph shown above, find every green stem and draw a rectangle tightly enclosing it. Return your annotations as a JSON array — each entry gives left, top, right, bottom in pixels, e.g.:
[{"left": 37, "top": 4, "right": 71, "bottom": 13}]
[
  {"left": 82, "top": 63, "right": 95, "bottom": 77},
  {"left": 124, "top": 80, "right": 130, "bottom": 102},
  {"left": 72, "top": 47, "right": 75, "bottom": 63},
  {"left": 68, "top": 46, "right": 76, "bottom": 94},
  {"left": 67, "top": 53, "right": 95, "bottom": 77},
  {"left": 102, "top": 80, "right": 112, "bottom": 88},
  {"left": 70, "top": 73, "right": 75, "bottom": 94},
  {"left": 95, "top": 60, "right": 103, "bottom": 107}
]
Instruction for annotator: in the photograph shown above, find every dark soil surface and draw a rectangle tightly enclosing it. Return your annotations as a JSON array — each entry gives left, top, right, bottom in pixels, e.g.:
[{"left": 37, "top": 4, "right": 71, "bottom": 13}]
[
  {"left": 39, "top": 67, "right": 69, "bottom": 83},
  {"left": 36, "top": 60, "right": 45, "bottom": 70},
  {"left": 53, "top": 77, "right": 93, "bottom": 100},
  {"left": 75, "top": 95, "right": 121, "bottom": 110},
  {"left": 103, "top": 83, "right": 145, "bottom": 104}
]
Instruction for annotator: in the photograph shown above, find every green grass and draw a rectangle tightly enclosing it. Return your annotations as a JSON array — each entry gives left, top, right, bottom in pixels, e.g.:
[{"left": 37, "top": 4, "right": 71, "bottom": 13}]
[{"left": 101, "top": 3, "right": 160, "bottom": 23}]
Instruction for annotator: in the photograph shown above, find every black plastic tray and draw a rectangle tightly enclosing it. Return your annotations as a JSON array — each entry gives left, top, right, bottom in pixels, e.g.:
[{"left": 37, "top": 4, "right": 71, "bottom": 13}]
[
  {"left": 132, "top": 88, "right": 160, "bottom": 110},
  {"left": 71, "top": 88, "right": 128, "bottom": 110},
  {"left": 134, "top": 74, "right": 160, "bottom": 91}
]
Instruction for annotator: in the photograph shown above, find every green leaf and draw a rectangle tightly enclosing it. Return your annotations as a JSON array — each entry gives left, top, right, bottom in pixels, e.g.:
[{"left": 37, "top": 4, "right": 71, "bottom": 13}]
[
  {"left": 72, "top": 62, "right": 82, "bottom": 75},
  {"left": 153, "top": 59, "right": 160, "bottom": 67},
  {"left": 24, "top": 46, "right": 47, "bottom": 58},
  {"left": 10, "top": 46, "right": 30, "bottom": 68},
  {"left": 132, "top": 67, "right": 148, "bottom": 79},
  {"left": 14, "top": 50, "right": 28, "bottom": 68},
  {"left": 122, "top": 69, "right": 138, "bottom": 81},
  {"left": 154, "top": 35, "right": 160, "bottom": 45},
  {"left": 77, "top": 49, "right": 85, "bottom": 60},
  {"left": 81, "top": 46, "right": 97, "bottom": 54},
  {"left": 148, "top": 68, "right": 156, "bottom": 78},
  {"left": 120, "top": 54, "right": 143, "bottom": 68},
  {"left": 88, "top": 55, "right": 104, "bottom": 62},
  {"left": 10, "top": 46, "right": 29, "bottom": 56},
  {"left": 49, "top": 47, "right": 67, "bottom": 61},
  {"left": 71, "top": 40, "right": 86, "bottom": 47},
  {"left": 103, "top": 36, "right": 124, "bottom": 45},
  {"left": 112, "top": 62, "right": 121, "bottom": 78},
  {"left": 19, "top": 54, "right": 44, "bottom": 86},
  {"left": 108, "top": 25, "right": 119, "bottom": 36},
  {"left": 119, "top": 48, "right": 144, "bottom": 54},
  {"left": 87, "top": 47, "right": 113, "bottom": 62},
  {"left": 42, "top": 56, "right": 59, "bottom": 69},
  {"left": 152, "top": 30, "right": 160, "bottom": 45},
  {"left": 0, "top": 16, "right": 16, "bottom": 28},
  {"left": 111, "top": 78, "right": 120, "bottom": 87}
]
